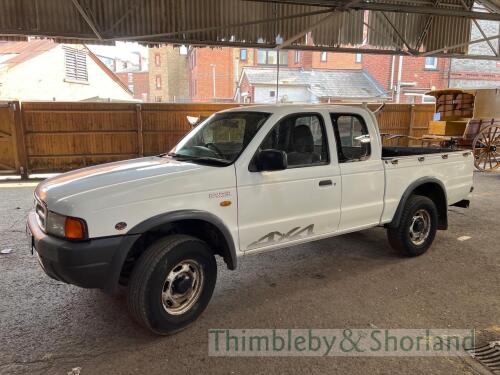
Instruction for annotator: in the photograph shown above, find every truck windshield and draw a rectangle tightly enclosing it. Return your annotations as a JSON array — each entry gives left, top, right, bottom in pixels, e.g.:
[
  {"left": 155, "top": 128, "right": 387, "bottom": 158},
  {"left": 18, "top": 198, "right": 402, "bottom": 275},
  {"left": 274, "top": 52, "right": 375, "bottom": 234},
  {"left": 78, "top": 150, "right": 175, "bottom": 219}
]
[{"left": 168, "top": 111, "right": 270, "bottom": 165}]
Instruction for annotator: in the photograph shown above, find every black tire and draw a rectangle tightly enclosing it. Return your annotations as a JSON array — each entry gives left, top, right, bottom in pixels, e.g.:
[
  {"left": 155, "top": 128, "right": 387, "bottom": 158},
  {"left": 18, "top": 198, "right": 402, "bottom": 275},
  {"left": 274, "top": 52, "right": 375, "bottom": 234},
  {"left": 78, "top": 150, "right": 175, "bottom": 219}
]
[
  {"left": 127, "top": 234, "right": 217, "bottom": 335},
  {"left": 387, "top": 195, "right": 438, "bottom": 257}
]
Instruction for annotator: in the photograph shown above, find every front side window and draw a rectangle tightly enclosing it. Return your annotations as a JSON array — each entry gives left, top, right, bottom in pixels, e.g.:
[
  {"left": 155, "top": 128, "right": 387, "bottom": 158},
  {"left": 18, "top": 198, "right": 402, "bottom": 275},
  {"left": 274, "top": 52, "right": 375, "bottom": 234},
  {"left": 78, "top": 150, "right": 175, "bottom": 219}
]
[
  {"left": 331, "top": 114, "right": 371, "bottom": 162},
  {"left": 258, "top": 114, "right": 329, "bottom": 168},
  {"left": 169, "top": 112, "right": 270, "bottom": 165}
]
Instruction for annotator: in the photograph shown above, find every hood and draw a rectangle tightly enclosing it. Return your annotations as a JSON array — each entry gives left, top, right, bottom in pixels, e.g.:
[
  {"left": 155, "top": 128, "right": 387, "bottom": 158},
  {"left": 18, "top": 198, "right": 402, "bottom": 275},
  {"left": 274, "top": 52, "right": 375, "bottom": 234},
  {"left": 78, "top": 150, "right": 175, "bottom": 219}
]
[{"left": 35, "top": 156, "right": 205, "bottom": 208}]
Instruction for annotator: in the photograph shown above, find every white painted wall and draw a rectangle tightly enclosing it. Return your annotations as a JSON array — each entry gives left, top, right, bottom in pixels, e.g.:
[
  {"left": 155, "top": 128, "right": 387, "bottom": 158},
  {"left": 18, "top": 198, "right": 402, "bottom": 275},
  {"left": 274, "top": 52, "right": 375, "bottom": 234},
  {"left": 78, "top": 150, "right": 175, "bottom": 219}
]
[
  {"left": 0, "top": 45, "right": 134, "bottom": 101},
  {"left": 253, "top": 85, "right": 312, "bottom": 103}
]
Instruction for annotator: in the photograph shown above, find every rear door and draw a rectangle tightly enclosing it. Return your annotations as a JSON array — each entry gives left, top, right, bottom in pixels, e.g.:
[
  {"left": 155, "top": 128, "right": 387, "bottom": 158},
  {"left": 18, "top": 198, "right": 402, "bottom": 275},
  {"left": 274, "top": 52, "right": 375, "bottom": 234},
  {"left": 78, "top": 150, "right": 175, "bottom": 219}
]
[
  {"left": 236, "top": 111, "right": 341, "bottom": 252},
  {"left": 330, "top": 112, "right": 385, "bottom": 231}
]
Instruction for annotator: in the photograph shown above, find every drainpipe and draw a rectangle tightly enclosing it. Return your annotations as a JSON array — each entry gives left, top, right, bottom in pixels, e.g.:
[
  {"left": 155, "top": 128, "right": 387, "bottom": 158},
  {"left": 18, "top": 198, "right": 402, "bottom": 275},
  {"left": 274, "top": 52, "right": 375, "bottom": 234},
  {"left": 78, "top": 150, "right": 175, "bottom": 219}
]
[
  {"left": 276, "top": 51, "right": 280, "bottom": 103},
  {"left": 447, "top": 59, "right": 452, "bottom": 88},
  {"left": 211, "top": 64, "right": 216, "bottom": 99},
  {"left": 390, "top": 56, "right": 395, "bottom": 90},
  {"left": 396, "top": 56, "right": 403, "bottom": 103}
]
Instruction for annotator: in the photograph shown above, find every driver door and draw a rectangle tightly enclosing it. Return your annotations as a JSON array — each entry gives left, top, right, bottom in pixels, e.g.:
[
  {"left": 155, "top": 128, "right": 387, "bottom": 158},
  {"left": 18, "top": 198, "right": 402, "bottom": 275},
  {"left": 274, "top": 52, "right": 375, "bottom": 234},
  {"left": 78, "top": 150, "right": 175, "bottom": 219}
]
[{"left": 236, "top": 112, "right": 342, "bottom": 253}]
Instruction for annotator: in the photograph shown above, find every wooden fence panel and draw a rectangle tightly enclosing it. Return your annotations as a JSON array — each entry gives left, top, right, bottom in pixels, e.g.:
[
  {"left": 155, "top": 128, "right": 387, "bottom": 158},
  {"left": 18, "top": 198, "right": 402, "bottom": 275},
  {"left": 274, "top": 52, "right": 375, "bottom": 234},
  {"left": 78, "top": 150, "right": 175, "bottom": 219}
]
[
  {"left": 409, "top": 104, "right": 435, "bottom": 145},
  {"left": 11, "top": 102, "right": 433, "bottom": 175},
  {"left": 21, "top": 102, "right": 139, "bottom": 173},
  {"left": 373, "top": 104, "right": 412, "bottom": 146},
  {"left": 141, "top": 103, "right": 239, "bottom": 155},
  {"left": 0, "top": 102, "right": 19, "bottom": 174}
]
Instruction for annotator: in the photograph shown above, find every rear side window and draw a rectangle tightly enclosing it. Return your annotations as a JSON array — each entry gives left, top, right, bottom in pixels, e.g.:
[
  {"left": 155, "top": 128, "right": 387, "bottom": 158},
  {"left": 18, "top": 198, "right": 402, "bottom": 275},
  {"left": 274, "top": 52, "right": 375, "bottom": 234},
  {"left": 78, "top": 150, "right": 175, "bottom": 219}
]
[
  {"left": 330, "top": 114, "right": 371, "bottom": 162},
  {"left": 259, "top": 114, "right": 329, "bottom": 168}
]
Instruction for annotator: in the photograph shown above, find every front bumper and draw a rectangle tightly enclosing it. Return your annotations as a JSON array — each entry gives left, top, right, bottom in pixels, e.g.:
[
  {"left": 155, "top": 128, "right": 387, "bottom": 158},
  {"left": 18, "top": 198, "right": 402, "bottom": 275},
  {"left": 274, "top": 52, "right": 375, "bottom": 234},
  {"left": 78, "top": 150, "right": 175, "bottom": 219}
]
[{"left": 27, "top": 212, "right": 139, "bottom": 292}]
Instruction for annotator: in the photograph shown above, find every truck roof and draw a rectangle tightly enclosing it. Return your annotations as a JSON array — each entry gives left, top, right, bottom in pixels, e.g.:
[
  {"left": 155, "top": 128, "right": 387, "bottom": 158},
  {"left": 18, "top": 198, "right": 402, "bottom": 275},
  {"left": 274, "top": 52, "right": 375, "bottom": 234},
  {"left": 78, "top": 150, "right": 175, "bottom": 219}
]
[{"left": 220, "top": 103, "right": 372, "bottom": 115}]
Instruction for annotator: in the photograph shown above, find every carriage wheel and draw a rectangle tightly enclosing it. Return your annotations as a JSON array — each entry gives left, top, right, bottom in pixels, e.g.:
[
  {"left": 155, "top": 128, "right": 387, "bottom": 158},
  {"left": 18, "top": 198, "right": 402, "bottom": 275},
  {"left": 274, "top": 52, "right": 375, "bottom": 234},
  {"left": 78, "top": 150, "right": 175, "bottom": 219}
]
[{"left": 472, "top": 124, "right": 500, "bottom": 172}]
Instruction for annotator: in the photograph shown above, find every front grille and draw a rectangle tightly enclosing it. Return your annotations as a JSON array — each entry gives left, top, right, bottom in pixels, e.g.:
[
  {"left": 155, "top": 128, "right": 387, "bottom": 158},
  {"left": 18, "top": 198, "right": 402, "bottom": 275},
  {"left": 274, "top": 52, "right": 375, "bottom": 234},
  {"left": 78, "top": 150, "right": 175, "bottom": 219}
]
[{"left": 34, "top": 195, "right": 47, "bottom": 232}]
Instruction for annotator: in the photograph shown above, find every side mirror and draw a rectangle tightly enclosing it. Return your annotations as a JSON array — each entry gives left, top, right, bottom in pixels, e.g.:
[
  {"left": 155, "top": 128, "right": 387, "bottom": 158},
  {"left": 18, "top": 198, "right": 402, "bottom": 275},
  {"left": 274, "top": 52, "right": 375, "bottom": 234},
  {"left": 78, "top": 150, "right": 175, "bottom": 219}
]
[{"left": 255, "top": 149, "right": 288, "bottom": 172}]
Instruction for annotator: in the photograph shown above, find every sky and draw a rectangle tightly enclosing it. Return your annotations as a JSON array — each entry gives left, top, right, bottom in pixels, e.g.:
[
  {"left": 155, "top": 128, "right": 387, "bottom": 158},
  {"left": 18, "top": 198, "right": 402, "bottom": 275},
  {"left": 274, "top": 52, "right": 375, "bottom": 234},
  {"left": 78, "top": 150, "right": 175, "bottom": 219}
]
[{"left": 87, "top": 41, "right": 148, "bottom": 61}]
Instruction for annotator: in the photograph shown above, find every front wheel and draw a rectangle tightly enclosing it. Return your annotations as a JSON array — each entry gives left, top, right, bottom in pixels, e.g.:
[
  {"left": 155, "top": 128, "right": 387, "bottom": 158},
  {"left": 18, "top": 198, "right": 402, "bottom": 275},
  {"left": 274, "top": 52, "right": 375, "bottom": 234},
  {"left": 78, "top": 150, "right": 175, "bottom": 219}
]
[
  {"left": 387, "top": 195, "right": 438, "bottom": 257},
  {"left": 127, "top": 234, "right": 217, "bottom": 335}
]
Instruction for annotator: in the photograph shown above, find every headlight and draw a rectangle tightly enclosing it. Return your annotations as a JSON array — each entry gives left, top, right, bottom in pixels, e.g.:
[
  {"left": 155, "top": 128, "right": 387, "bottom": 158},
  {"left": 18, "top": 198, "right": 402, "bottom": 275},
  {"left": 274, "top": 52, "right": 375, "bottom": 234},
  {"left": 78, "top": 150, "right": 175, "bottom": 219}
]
[{"left": 46, "top": 212, "right": 87, "bottom": 240}]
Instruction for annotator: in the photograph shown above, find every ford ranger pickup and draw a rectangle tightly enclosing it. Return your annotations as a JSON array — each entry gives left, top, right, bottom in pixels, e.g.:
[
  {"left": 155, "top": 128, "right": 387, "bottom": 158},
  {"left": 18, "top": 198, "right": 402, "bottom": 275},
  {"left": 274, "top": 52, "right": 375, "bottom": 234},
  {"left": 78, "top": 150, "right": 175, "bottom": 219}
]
[{"left": 27, "top": 104, "right": 474, "bottom": 334}]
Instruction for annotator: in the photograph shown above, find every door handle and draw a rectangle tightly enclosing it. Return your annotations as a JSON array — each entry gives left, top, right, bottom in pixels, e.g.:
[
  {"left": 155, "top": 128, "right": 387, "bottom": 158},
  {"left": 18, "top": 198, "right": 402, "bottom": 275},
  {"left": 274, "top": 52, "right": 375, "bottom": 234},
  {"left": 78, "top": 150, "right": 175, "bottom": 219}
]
[{"left": 319, "top": 179, "right": 333, "bottom": 187}]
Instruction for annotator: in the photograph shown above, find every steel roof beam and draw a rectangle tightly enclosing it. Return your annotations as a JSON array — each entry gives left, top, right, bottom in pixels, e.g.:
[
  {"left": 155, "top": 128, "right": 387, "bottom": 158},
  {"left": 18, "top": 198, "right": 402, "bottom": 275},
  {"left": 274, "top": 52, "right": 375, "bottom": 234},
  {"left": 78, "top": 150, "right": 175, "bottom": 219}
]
[
  {"left": 246, "top": 0, "right": 500, "bottom": 21},
  {"left": 71, "top": 0, "right": 103, "bottom": 40},
  {"left": 459, "top": 0, "right": 498, "bottom": 56},
  {"left": 420, "top": 33, "right": 500, "bottom": 56}
]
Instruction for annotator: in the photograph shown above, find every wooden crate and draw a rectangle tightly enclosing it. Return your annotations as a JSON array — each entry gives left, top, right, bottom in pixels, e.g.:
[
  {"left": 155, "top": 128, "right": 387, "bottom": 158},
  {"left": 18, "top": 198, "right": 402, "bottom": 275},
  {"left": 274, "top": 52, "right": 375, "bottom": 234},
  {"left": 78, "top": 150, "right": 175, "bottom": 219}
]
[{"left": 428, "top": 120, "right": 468, "bottom": 136}]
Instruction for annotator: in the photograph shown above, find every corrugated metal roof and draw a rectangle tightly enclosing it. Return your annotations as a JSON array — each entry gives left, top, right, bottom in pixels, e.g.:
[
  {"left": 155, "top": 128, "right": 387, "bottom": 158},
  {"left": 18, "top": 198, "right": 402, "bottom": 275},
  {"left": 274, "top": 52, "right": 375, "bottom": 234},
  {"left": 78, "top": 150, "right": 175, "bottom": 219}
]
[
  {"left": 242, "top": 67, "right": 388, "bottom": 99},
  {"left": 367, "top": 0, "right": 473, "bottom": 54},
  {"left": 0, "top": 0, "right": 497, "bottom": 58}
]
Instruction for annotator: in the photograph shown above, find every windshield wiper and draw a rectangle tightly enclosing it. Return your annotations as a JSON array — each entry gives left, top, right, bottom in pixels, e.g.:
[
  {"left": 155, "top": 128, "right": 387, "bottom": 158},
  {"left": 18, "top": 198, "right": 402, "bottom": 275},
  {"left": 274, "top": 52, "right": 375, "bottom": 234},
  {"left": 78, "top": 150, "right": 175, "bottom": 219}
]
[{"left": 166, "top": 153, "right": 231, "bottom": 166}]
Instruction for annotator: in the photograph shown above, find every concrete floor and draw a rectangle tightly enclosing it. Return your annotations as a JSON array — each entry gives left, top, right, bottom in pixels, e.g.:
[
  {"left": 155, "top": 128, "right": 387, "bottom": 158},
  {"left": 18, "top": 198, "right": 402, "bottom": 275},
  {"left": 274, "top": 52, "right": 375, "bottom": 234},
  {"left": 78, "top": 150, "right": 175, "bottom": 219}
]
[{"left": 0, "top": 173, "right": 498, "bottom": 375}]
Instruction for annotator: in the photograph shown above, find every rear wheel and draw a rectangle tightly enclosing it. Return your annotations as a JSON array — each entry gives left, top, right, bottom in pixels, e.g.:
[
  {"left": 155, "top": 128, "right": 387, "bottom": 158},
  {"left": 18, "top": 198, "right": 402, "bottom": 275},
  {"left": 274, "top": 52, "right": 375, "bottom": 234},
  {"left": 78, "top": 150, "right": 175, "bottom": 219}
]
[
  {"left": 127, "top": 234, "right": 217, "bottom": 335},
  {"left": 387, "top": 195, "right": 438, "bottom": 257}
]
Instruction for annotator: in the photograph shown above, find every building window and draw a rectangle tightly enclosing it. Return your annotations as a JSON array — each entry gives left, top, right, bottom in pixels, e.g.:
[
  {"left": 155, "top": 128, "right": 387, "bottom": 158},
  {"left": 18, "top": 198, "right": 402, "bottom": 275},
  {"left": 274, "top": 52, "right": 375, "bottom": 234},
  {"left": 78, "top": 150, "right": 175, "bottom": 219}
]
[
  {"left": 422, "top": 95, "right": 436, "bottom": 103},
  {"left": 128, "top": 84, "right": 134, "bottom": 92},
  {"left": 155, "top": 53, "right": 161, "bottom": 67},
  {"left": 320, "top": 51, "right": 327, "bottom": 62},
  {"left": 240, "top": 49, "right": 247, "bottom": 61},
  {"left": 64, "top": 46, "right": 88, "bottom": 82},
  {"left": 270, "top": 90, "right": 276, "bottom": 97},
  {"left": 257, "top": 49, "right": 288, "bottom": 65},
  {"left": 425, "top": 57, "right": 438, "bottom": 69},
  {"left": 155, "top": 75, "right": 162, "bottom": 89},
  {"left": 355, "top": 53, "right": 362, "bottom": 63},
  {"left": 155, "top": 96, "right": 162, "bottom": 102},
  {"left": 294, "top": 50, "right": 300, "bottom": 63},
  {"left": 128, "top": 73, "right": 133, "bottom": 83}
]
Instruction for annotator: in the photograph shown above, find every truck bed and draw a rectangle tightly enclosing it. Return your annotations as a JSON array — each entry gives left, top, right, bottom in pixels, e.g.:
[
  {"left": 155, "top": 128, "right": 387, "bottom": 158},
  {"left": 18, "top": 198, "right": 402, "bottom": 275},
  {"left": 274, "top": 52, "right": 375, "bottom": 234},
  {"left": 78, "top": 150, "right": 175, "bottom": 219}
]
[{"left": 382, "top": 146, "right": 455, "bottom": 159}]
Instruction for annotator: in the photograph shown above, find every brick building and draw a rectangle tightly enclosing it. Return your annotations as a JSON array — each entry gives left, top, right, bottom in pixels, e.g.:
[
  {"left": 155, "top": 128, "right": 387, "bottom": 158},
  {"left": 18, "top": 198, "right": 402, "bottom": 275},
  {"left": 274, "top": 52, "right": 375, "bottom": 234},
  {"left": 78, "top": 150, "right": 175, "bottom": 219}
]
[
  {"left": 184, "top": 20, "right": 499, "bottom": 104},
  {"left": 361, "top": 20, "right": 500, "bottom": 104},
  {"left": 187, "top": 45, "right": 364, "bottom": 103},
  {"left": 115, "top": 71, "right": 149, "bottom": 101},
  {"left": 362, "top": 54, "right": 450, "bottom": 103},
  {"left": 149, "top": 46, "right": 189, "bottom": 102},
  {"left": 188, "top": 47, "right": 235, "bottom": 102}
]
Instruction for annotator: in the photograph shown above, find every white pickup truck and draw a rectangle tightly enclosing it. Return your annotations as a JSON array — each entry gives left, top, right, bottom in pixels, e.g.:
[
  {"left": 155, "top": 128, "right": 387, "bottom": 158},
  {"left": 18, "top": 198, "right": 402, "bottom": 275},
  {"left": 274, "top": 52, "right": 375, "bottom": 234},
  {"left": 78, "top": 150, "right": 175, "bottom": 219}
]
[{"left": 27, "top": 105, "right": 473, "bottom": 334}]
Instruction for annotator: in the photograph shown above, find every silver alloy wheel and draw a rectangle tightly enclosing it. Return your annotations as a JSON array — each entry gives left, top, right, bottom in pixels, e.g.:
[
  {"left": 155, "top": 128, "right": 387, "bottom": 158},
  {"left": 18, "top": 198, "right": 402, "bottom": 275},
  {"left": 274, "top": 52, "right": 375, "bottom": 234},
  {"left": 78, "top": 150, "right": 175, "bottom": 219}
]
[
  {"left": 409, "top": 209, "right": 431, "bottom": 246},
  {"left": 161, "top": 259, "right": 204, "bottom": 315}
]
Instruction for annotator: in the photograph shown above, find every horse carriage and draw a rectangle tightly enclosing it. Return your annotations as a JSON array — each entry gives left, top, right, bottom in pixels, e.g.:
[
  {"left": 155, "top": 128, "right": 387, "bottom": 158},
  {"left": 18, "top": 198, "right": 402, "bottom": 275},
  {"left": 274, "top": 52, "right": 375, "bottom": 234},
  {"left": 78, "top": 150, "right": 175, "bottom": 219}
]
[
  {"left": 422, "top": 88, "right": 500, "bottom": 172},
  {"left": 380, "top": 88, "right": 499, "bottom": 171}
]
